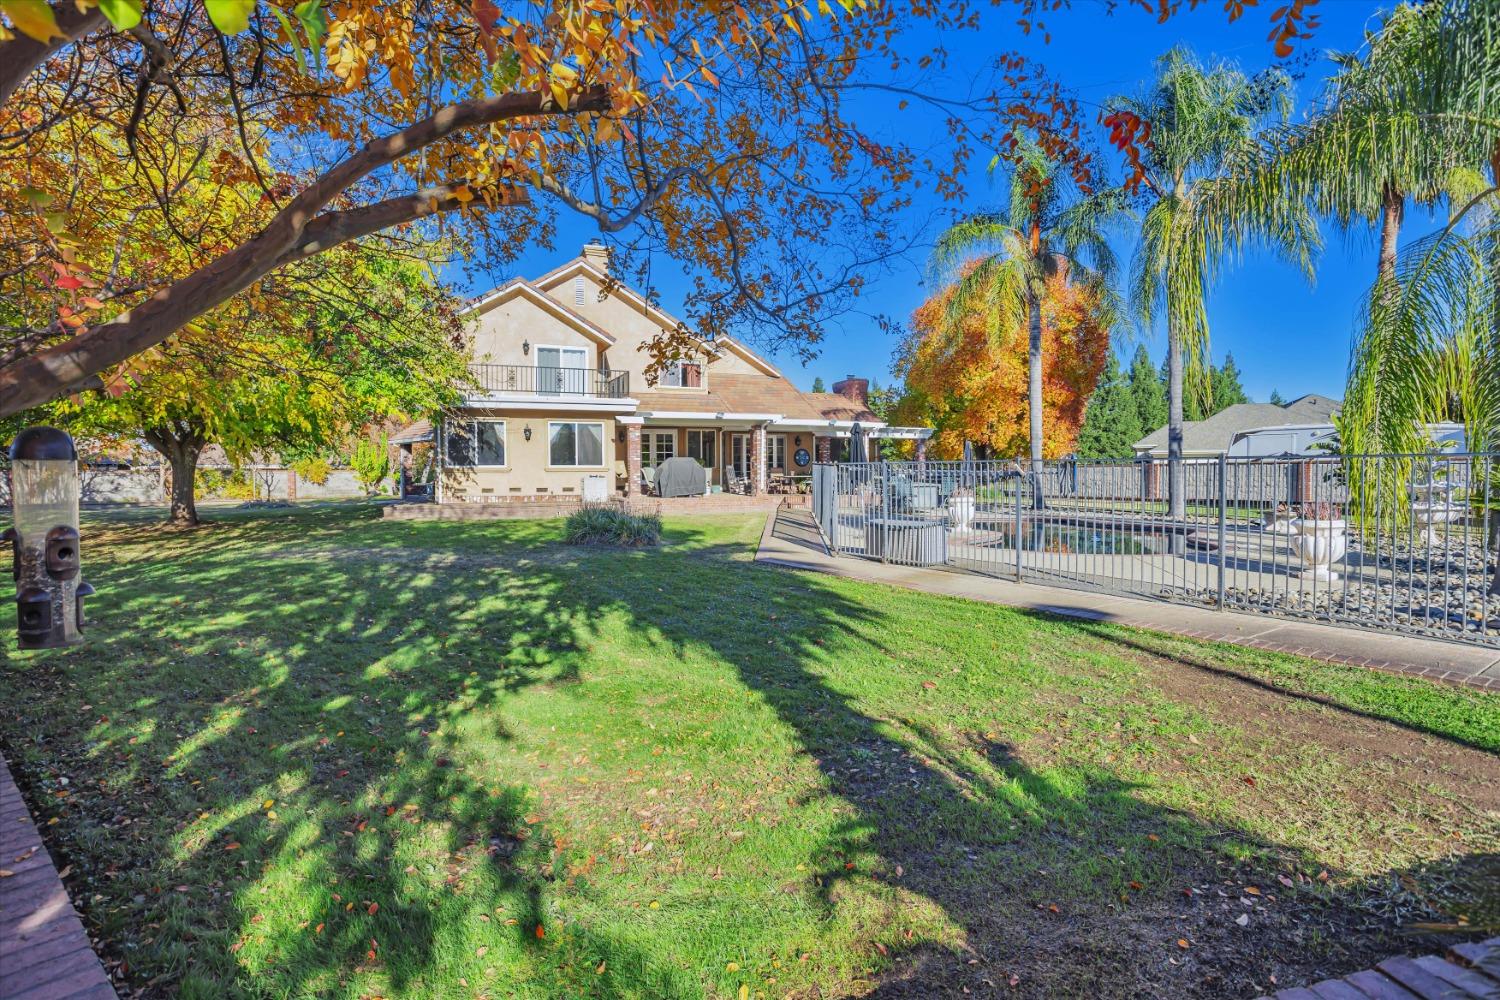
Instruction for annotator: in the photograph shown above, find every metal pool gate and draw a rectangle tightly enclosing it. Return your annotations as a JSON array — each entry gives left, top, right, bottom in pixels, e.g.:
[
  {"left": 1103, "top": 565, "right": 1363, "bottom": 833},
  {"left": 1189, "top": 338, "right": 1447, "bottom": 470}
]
[{"left": 811, "top": 454, "right": 1500, "bottom": 648}]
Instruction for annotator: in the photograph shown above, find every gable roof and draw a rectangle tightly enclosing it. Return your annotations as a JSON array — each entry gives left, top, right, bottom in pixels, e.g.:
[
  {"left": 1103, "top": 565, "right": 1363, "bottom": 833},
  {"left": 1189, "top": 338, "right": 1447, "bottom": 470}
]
[
  {"left": 461, "top": 278, "right": 617, "bottom": 347},
  {"left": 1133, "top": 396, "right": 1342, "bottom": 453},
  {"left": 804, "top": 391, "right": 879, "bottom": 423},
  {"left": 530, "top": 255, "right": 787, "bottom": 376}
]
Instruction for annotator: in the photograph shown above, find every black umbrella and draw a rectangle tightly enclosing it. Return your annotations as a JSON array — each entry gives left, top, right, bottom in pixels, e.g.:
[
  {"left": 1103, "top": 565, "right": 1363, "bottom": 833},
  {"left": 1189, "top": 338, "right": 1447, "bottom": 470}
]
[{"left": 849, "top": 422, "right": 866, "bottom": 463}]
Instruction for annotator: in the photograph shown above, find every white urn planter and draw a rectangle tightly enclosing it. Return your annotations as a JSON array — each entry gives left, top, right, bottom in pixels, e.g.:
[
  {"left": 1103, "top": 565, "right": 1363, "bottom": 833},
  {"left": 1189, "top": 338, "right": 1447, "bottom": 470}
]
[
  {"left": 947, "top": 494, "right": 975, "bottom": 533},
  {"left": 1289, "top": 518, "right": 1347, "bottom": 582}
]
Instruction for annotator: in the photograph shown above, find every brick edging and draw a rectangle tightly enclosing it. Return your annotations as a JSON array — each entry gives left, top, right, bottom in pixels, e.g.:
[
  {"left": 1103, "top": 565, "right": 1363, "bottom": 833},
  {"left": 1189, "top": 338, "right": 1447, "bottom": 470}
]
[{"left": 0, "top": 755, "right": 116, "bottom": 999}]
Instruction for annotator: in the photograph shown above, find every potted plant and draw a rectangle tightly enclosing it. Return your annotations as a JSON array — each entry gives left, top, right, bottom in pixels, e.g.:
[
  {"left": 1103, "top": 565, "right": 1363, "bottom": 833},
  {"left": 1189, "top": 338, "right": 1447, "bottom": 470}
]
[
  {"left": 1263, "top": 501, "right": 1296, "bottom": 534},
  {"left": 947, "top": 484, "right": 976, "bottom": 532},
  {"left": 1288, "top": 500, "right": 1347, "bottom": 581}
]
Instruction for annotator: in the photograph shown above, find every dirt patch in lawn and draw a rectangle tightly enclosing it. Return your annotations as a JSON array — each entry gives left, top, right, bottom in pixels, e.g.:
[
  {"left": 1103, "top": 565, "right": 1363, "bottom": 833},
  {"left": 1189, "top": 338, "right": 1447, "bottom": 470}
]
[{"left": 1131, "top": 644, "right": 1500, "bottom": 813}]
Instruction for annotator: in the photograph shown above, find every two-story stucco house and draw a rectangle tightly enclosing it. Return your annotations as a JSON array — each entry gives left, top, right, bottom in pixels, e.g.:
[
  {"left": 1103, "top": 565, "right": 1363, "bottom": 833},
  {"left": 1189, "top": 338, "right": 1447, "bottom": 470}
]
[{"left": 398, "top": 244, "right": 929, "bottom": 506}]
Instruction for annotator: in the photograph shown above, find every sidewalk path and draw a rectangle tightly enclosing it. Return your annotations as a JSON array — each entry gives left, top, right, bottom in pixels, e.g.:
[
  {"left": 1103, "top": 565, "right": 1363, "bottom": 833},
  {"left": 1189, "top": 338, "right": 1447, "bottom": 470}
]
[
  {"left": 757, "top": 508, "right": 1500, "bottom": 691},
  {"left": 0, "top": 756, "right": 116, "bottom": 1000}
]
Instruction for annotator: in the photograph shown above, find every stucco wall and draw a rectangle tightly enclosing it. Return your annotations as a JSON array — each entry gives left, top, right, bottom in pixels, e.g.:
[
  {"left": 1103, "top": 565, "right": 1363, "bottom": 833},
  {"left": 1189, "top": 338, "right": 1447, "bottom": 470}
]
[
  {"left": 440, "top": 409, "right": 619, "bottom": 500},
  {"left": 468, "top": 292, "right": 603, "bottom": 367}
]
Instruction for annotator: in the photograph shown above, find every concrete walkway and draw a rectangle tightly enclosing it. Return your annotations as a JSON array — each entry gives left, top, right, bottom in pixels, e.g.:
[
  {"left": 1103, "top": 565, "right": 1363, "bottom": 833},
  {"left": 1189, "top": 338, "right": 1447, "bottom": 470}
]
[{"left": 757, "top": 508, "right": 1500, "bottom": 690}]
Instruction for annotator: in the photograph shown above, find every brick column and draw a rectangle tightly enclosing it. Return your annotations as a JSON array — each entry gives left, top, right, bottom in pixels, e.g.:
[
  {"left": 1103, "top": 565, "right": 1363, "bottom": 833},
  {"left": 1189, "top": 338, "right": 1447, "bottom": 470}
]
[
  {"left": 816, "top": 435, "right": 832, "bottom": 463},
  {"left": 915, "top": 437, "right": 927, "bottom": 464},
  {"left": 286, "top": 470, "right": 298, "bottom": 501},
  {"left": 749, "top": 425, "right": 766, "bottom": 495},
  {"left": 624, "top": 423, "right": 642, "bottom": 497}
]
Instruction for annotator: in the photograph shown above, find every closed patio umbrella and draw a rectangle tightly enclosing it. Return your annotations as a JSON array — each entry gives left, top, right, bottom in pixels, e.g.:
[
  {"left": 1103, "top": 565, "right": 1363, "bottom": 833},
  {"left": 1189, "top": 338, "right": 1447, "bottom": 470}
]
[{"left": 849, "top": 422, "right": 866, "bottom": 463}]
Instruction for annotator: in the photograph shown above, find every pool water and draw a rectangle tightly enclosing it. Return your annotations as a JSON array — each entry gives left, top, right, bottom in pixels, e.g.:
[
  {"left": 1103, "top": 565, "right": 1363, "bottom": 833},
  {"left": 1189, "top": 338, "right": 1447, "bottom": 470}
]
[{"left": 976, "top": 523, "right": 1167, "bottom": 554}]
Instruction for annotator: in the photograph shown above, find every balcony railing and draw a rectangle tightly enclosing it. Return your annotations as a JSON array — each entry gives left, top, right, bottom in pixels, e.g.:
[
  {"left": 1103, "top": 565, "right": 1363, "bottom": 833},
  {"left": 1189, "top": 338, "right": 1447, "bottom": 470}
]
[{"left": 468, "top": 363, "right": 630, "bottom": 398}]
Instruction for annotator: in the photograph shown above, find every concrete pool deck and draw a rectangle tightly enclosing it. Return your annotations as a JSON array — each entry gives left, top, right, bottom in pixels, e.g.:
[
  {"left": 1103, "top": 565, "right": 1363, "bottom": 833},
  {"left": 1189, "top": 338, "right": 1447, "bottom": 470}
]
[{"left": 758, "top": 508, "right": 1500, "bottom": 690}]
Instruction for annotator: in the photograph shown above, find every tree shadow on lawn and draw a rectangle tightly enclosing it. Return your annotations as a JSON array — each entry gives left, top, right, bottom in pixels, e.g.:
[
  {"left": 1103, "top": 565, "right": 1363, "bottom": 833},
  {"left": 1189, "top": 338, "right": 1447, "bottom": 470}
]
[{"left": 2, "top": 512, "right": 1493, "bottom": 999}]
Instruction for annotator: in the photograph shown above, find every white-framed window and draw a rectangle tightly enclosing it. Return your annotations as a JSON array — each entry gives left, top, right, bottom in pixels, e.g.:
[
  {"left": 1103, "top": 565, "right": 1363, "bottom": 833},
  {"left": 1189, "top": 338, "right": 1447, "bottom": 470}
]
[
  {"left": 549, "top": 421, "right": 605, "bottom": 467},
  {"left": 686, "top": 429, "right": 716, "bottom": 469},
  {"left": 644, "top": 430, "right": 676, "bottom": 468},
  {"left": 768, "top": 434, "right": 787, "bottom": 470},
  {"left": 445, "top": 419, "right": 507, "bottom": 467},
  {"left": 660, "top": 360, "right": 704, "bottom": 388}
]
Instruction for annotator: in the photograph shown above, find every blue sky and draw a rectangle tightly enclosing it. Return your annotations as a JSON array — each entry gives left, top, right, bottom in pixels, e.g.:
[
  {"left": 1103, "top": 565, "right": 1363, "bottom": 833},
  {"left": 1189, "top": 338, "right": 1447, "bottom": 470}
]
[{"left": 455, "top": 1, "right": 1404, "bottom": 403}]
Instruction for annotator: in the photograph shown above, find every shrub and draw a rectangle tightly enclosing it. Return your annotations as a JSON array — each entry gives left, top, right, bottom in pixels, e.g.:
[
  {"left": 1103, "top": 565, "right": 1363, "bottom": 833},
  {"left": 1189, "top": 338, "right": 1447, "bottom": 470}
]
[
  {"left": 564, "top": 506, "right": 662, "bottom": 547},
  {"left": 351, "top": 434, "right": 392, "bottom": 495},
  {"left": 197, "top": 468, "right": 254, "bottom": 500},
  {"left": 291, "top": 456, "right": 332, "bottom": 486}
]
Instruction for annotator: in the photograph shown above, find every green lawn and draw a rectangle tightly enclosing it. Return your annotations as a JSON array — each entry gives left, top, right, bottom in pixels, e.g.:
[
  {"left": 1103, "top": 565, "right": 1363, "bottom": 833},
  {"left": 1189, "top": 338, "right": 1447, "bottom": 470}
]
[{"left": 2, "top": 502, "right": 1497, "bottom": 999}]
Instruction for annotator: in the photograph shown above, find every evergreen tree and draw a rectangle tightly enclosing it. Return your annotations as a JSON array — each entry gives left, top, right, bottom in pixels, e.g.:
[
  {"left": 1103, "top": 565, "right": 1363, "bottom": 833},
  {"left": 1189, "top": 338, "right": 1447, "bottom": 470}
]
[
  {"left": 1269, "top": 388, "right": 1287, "bottom": 406},
  {"left": 1210, "top": 353, "right": 1250, "bottom": 411},
  {"left": 1077, "top": 352, "right": 1143, "bottom": 458},
  {"left": 811, "top": 376, "right": 826, "bottom": 393},
  {"left": 1129, "top": 344, "right": 1169, "bottom": 434}
]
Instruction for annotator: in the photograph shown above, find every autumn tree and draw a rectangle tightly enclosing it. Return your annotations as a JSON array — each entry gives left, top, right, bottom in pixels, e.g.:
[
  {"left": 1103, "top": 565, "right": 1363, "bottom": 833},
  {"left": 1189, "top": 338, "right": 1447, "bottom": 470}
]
[
  {"left": 0, "top": 0, "right": 1152, "bottom": 419},
  {"left": 50, "top": 247, "right": 466, "bottom": 525},
  {"left": 929, "top": 137, "right": 1122, "bottom": 479},
  {"left": 895, "top": 271, "right": 1109, "bottom": 460}
]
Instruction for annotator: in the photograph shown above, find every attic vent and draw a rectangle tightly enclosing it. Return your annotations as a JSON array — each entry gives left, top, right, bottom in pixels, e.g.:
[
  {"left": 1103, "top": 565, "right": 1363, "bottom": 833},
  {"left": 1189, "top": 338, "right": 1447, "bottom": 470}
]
[{"left": 574, "top": 276, "right": 585, "bottom": 305}]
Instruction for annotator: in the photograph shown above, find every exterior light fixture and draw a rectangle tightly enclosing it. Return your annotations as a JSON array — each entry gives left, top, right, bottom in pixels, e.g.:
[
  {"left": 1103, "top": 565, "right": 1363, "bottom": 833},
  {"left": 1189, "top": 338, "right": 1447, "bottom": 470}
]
[
  {"left": 795, "top": 435, "right": 802, "bottom": 446},
  {"left": 522, "top": 339, "right": 531, "bottom": 355},
  {"left": 523, "top": 425, "right": 533, "bottom": 441}
]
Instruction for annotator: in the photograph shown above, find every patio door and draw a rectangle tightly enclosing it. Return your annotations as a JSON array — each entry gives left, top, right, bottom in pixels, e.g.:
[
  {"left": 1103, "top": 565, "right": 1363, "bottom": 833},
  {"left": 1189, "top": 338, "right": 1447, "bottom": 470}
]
[
  {"left": 730, "top": 433, "right": 750, "bottom": 479},
  {"left": 536, "top": 346, "right": 588, "bottom": 394}
]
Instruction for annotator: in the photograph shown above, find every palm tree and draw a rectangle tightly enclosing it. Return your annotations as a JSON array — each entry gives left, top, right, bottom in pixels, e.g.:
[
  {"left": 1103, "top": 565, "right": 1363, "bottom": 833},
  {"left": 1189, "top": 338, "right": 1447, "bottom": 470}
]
[
  {"left": 1250, "top": 2, "right": 1494, "bottom": 457},
  {"left": 1111, "top": 47, "right": 1318, "bottom": 523},
  {"left": 929, "top": 138, "right": 1123, "bottom": 483}
]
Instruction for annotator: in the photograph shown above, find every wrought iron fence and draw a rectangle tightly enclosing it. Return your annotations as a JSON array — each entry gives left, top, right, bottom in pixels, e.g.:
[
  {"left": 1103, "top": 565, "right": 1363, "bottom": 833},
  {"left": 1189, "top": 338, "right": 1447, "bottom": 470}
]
[
  {"left": 812, "top": 454, "right": 1500, "bottom": 647},
  {"left": 468, "top": 363, "right": 630, "bottom": 398}
]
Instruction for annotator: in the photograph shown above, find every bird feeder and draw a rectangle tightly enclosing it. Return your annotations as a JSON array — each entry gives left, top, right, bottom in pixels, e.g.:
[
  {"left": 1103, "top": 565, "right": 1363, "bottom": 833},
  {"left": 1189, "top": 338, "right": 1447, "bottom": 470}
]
[{"left": 5, "top": 427, "right": 92, "bottom": 648}]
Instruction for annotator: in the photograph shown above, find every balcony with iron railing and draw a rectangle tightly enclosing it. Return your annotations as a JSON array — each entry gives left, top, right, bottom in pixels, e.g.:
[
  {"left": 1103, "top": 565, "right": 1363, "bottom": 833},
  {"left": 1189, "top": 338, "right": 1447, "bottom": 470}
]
[{"left": 467, "top": 363, "right": 630, "bottom": 398}]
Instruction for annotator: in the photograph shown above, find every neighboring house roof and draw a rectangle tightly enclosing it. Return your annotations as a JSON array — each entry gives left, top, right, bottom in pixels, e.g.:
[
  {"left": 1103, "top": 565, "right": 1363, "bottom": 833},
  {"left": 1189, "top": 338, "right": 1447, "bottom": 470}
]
[
  {"left": 390, "top": 419, "right": 434, "bottom": 445},
  {"left": 1133, "top": 394, "right": 1342, "bottom": 454},
  {"left": 804, "top": 391, "right": 879, "bottom": 423},
  {"left": 461, "top": 278, "right": 617, "bottom": 347}
]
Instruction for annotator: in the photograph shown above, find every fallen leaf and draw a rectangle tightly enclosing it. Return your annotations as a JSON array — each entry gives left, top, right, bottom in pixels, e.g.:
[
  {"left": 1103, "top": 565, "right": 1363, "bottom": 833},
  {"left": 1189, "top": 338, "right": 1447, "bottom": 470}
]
[
  {"left": 224, "top": 842, "right": 241, "bottom": 851},
  {"left": 262, "top": 799, "right": 275, "bottom": 810},
  {"left": 315, "top": 923, "right": 325, "bottom": 934},
  {"left": 0, "top": 870, "right": 12, "bottom": 878},
  {"left": 1176, "top": 939, "right": 1190, "bottom": 949},
  {"left": 1244, "top": 886, "right": 1261, "bottom": 896},
  {"left": 1235, "top": 913, "right": 1249, "bottom": 926},
  {"left": 726, "top": 962, "right": 740, "bottom": 972},
  {"left": 595, "top": 960, "right": 606, "bottom": 975},
  {"left": 476, "top": 946, "right": 488, "bottom": 957},
  {"left": 367, "top": 902, "right": 379, "bottom": 915},
  {"left": 921, "top": 681, "right": 937, "bottom": 690},
  {"left": 535, "top": 924, "right": 545, "bottom": 939}
]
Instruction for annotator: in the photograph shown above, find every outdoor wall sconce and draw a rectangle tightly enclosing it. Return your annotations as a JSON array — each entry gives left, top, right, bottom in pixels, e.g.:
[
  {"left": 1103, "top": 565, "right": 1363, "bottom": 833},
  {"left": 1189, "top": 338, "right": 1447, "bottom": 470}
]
[
  {"left": 523, "top": 425, "right": 533, "bottom": 441},
  {"left": 5, "top": 427, "right": 92, "bottom": 649},
  {"left": 795, "top": 435, "right": 802, "bottom": 446},
  {"left": 522, "top": 339, "right": 531, "bottom": 355}
]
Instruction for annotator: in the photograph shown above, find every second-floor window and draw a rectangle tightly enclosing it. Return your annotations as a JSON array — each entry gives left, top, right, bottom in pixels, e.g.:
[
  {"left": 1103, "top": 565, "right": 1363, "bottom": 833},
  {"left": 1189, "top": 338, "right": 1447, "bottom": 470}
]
[
  {"left": 660, "top": 360, "right": 703, "bottom": 388},
  {"left": 537, "top": 346, "right": 590, "bottom": 394}
]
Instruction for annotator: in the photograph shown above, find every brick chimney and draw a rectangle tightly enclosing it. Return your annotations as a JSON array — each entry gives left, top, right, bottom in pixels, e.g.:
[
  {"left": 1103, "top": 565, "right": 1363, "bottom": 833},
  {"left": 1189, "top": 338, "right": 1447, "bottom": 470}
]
[
  {"left": 581, "top": 241, "right": 611, "bottom": 275},
  {"left": 831, "top": 375, "right": 869, "bottom": 405}
]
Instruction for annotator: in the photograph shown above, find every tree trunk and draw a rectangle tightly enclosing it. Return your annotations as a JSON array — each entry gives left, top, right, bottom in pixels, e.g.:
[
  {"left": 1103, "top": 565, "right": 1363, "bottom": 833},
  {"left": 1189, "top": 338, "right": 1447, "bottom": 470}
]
[
  {"left": 143, "top": 425, "right": 206, "bottom": 526},
  {"left": 1166, "top": 311, "right": 1186, "bottom": 552},
  {"left": 1376, "top": 182, "right": 1404, "bottom": 293},
  {"left": 1027, "top": 284, "right": 1045, "bottom": 481}
]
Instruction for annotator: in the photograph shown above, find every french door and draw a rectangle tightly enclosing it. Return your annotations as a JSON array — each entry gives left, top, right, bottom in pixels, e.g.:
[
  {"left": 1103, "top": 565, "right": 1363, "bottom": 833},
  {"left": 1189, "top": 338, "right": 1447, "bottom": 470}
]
[{"left": 730, "top": 433, "right": 750, "bottom": 479}]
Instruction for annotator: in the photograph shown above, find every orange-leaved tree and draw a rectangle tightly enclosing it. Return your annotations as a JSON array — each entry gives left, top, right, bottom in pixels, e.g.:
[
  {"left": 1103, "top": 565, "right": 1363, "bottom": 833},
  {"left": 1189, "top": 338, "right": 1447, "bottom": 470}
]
[
  {"left": 895, "top": 271, "right": 1110, "bottom": 459},
  {"left": 0, "top": 0, "right": 1116, "bottom": 417},
  {"left": 0, "top": 0, "right": 1331, "bottom": 419}
]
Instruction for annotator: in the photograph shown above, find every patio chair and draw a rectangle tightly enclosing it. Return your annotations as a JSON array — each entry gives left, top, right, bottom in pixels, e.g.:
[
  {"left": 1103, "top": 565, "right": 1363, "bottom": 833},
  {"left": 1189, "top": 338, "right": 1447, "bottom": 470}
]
[{"left": 640, "top": 466, "right": 658, "bottom": 496}]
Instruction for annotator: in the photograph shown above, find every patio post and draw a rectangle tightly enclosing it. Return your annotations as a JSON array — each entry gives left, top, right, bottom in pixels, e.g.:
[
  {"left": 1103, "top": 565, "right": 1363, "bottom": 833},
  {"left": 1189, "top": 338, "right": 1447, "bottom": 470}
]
[
  {"left": 623, "top": 420, "right": 642, "bottom": 498},
  {"left": 750, "top": 425, "right": 767, "bottom": 495}
]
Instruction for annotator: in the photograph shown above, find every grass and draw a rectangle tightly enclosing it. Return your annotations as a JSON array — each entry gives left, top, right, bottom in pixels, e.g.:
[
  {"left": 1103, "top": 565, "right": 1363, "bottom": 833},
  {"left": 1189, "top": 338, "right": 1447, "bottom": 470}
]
[{"left": 1, "top": 501, "right": 1496, "bottom": 999}]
